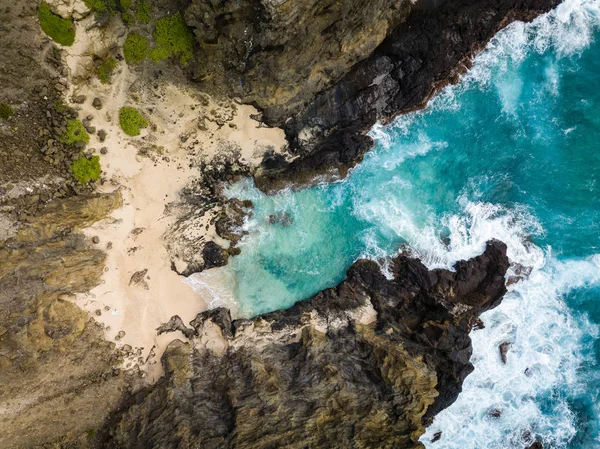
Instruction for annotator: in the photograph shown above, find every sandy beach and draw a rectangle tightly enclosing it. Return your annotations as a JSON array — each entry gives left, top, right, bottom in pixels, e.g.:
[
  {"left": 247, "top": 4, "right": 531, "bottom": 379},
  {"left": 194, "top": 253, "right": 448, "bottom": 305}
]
[{"left": 63, "top": 15, "right": 286, "bottom": 382}]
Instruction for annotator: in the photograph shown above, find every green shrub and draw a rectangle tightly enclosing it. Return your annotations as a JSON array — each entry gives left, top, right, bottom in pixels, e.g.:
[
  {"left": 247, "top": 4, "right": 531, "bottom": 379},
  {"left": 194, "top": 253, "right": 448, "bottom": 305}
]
[
  {"left": 70, "top": 156, "right": 101, "bottom": 184},
  {"left": 150, "top": 13, "right": 195, "bottom": 65},
  {"left": 97, "top": 58, "right": 118, "bottom": 84},
  {"left": 123, "top": 32, "right": 148, "bottom": 63},
  {"left": 136, "top": 0, "right": 150, "bottom": 24},
  {"left": 38, "top": 2, "right": 75, "bottom": 46},
  {"left": 83, "top": 0, "right": 116, "bottom": 14},
  {"left": 119, "top": 107, "right": 148, "bottom": 136},
  {"left": 60, "top": 120, "right": 90, "bottom": 146},
  {"left": 120, "top": 0, "right": 133, "bottom": 8},
  {"left": 0, "top": 103, "right": 14, "bottom": 121},
  {"left": 121, "top": 11, "right": 134, "bottom": 25}
]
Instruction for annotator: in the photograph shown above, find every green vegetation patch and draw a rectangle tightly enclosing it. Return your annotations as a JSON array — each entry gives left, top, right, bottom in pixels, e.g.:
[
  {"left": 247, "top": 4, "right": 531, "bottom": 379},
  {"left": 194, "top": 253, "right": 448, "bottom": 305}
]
[
  {"left": 38, "top": 2, "right": 75, "bottom": 46},
  {"left": 0, "top": 103, "right": 14, "bottom": 121},
  {"left": 97, "top": 58, "right": 118, "bottom": 84},
  {"left": 123, "top": 32, "right": 149, "bottom": 63},
  {"left": 136, "top": 0, "right": 150, "bottom": 24},
  {"left": 121, "top": 10, "right": 134, "bottom": 25},
  {"left": 83, "top": 0, "right": 117, "bottom": 14},
  {"left": 150, "top": 13, "right": 195, "bottom": 65},
  {"left": 70, "top": 156, "right": 101, "bottom": 184},
  {"left": 119, "top": 107, "right": 148, "bottom": 136},
  {"left": 60, "top": 120, "right": 90, "bottom": 146}
]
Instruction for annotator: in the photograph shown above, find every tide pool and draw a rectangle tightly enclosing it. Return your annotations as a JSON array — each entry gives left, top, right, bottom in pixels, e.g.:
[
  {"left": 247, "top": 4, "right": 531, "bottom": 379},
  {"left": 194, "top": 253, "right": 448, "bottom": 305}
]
[{"left": 190, "top": 0, "right": 600, "bottom": 447}]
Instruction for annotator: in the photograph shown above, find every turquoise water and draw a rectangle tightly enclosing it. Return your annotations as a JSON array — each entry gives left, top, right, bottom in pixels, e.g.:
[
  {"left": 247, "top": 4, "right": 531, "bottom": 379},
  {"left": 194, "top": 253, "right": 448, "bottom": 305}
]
[{"left": 193, "top": 1, "right": 600, "bottom": 447}]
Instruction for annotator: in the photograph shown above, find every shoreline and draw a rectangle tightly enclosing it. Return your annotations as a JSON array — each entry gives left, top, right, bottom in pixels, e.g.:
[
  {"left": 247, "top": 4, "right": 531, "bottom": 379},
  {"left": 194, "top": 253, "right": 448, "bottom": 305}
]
[{"left": 62, "top": 13, "right": 286, "bottom": 380}]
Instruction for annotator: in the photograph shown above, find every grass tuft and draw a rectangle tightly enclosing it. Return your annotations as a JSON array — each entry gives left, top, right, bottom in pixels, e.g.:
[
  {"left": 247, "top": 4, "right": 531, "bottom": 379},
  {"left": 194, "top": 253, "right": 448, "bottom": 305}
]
[
  {"left": 119, "top": 107, "right": 148, "bottom": 136},
  {"left": 97, "top": 58, "right": 118, "bottom": 84},
  {"left": 70, "top": 156, "right": 101, "bottom": 184},
  {"left": 38, "top": 2, "right": 75, "bottom": 46},
  {"left": 123, "top": 32, "right": 149, "bottom": 63},
  {"left": 0, "top": 103, "right": 14, "bottom": 121},
  {"left": 136, "top": 0, "right": 150, "bottom": 24},
  {"left": 60, "top": 120, "right": 90, "bottom": 146},
  {"left": 150, "top": 13, "right": 195, "bottom": 65}
]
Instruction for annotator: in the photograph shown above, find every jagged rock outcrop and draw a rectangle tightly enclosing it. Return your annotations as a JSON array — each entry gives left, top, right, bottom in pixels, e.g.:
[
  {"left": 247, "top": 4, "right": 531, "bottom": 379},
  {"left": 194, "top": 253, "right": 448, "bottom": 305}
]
[
  {"left": 99, "top": 240, "right": 509, "bottom": 448},
  {"left": 250, "top": 0, "right": 560, "bottom": 191}
]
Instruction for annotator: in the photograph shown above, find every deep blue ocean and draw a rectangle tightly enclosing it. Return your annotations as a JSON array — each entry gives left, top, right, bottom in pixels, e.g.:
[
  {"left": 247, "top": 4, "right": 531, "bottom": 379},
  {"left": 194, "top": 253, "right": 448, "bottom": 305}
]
[{"left": 189, "top": 1, "right": 600, "bottom": 447}]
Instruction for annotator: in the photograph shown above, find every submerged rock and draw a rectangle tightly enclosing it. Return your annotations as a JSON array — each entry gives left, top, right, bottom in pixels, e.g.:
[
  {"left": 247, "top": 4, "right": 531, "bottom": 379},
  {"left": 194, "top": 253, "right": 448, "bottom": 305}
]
[{"left": 98, "top": 240, "right": 509, "bottom": 448}]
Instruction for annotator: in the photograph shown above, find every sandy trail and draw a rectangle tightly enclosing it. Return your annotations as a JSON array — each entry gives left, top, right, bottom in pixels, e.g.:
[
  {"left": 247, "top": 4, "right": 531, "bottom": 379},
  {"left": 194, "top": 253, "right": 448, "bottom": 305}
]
[{"left": 62, "top": 14, "right": 286, "bottom": 382}]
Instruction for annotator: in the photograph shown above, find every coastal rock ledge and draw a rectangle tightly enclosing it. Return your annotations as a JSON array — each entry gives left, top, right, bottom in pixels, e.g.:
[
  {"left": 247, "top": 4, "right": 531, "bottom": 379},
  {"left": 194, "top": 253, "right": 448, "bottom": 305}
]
[{"left": 99, "top": 240, "right": 509, "bottom": 449}]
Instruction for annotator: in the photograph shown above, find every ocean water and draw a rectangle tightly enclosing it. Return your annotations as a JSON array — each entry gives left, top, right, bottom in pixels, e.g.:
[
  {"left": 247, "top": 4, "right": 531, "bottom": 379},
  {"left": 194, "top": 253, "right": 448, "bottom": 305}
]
[{"left": 188, "top": 0, "right": 600, "bottom": 447}]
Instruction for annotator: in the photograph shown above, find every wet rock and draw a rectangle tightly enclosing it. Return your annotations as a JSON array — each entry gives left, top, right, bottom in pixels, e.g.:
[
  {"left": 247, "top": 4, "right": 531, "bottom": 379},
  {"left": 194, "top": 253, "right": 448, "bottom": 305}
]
[
  {"left": 267, "top": 211, "right": 293, "bottom": 227},
  {"left": 499, "top": 342, "right": 511, "bottom": 364},
  {"left": 202, "top": 241, "right": 228, "bottom": 269},
  {"left": 92, "top": 97, "right": 103, "bottom": 110},
  {"left": 489, "top": 408, "right": 502, "bottom": 419},
  {"left": 431, "top": 431, "right": 442, "bottom": 443},
  {"left": 526, "top": 442, "right": 543, "bottom": 449}
]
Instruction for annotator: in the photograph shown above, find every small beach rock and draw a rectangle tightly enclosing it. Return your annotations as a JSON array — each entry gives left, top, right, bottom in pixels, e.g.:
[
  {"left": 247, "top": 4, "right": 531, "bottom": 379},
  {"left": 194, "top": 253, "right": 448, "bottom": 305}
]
[
  {"left": 92, "top": 97, "right": 103, "bottom": 110},
  {"left": 95, "top": 309, "right": 102, "bottom": 316},
  {"left": 129, "top": 269, "right": 149, "bottom": 289},
  {"left": 72, "top": 95, "right": 86, "bottom": 104},
  {"left": 98, "top": 129, "right": 107, "bottom": 142},
  {"left": 92, "top": 236, "right": 100, "bottom": 244},
  {"left": 100, "top": 146, "right": 108, "bottom": 155}
]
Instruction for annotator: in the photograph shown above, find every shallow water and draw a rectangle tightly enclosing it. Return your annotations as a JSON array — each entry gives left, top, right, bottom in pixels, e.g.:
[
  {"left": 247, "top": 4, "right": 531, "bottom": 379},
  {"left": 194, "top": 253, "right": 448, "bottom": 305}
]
[{"left": 191, "top": 0, "right": 600, "bottom": 446}]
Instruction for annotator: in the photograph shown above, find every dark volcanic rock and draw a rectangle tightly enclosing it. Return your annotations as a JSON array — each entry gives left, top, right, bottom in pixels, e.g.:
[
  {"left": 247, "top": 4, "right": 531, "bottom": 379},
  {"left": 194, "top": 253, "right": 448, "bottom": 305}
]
[
  {"left": 254, "top": 0, "right": 560, "bottom": 191},
  {"left": 99, "top": 240, "right": 509, "bottom": 448}
]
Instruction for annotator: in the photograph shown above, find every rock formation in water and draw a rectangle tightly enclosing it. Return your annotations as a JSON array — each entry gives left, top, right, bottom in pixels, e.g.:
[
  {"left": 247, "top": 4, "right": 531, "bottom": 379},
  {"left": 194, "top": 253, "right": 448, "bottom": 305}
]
[{"left": 98, "top": 241, "right": 509, "bottom": 448}]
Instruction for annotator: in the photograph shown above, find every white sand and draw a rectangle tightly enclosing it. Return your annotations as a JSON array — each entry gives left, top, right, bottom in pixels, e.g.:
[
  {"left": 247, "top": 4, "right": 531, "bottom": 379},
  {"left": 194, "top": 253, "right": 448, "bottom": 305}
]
[{"left": 63, "top": 15, "right": 286, "bottom": 382}]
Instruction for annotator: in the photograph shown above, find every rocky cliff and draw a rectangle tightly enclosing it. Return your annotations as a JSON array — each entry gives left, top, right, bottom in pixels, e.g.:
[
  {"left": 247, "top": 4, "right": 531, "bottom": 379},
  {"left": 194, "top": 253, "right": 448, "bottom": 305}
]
[
  {"left": 98, "top": 241, "right": 509, "bottom": 449},
  {"left": 186, "top": 0, "right": 413, "bottom": 120},
  {"left": 0, "top": 192, "right": 131, "bottom": 448},
  {"left": 220, "top": 0, "right": 559, "bottom": 191}
]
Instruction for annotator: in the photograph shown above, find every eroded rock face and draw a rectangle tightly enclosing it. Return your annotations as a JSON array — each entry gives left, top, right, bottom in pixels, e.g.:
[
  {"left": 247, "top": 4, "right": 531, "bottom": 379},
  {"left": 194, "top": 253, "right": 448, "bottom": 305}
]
[
  {"left": 0, "top": 192, "right": 128, "bottom": 448},
  {"left": 186, "top": 0, "right": 413, "bottom": 119},
  {"left": 99, "top": 241, "right": 509, "bottom": 448},
  {"left": 252, "top": 0, "right": 560, "bottom": 191}
]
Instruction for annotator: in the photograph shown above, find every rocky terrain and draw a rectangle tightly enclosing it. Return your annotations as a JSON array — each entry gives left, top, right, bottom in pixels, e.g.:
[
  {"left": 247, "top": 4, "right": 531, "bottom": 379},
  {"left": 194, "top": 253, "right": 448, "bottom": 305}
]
[
  {"left": 97, "top": 241, "right": 509, "bottom": 449},
  {"left": 0, "top": 0, "right": 560, "bottom": 447}
]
